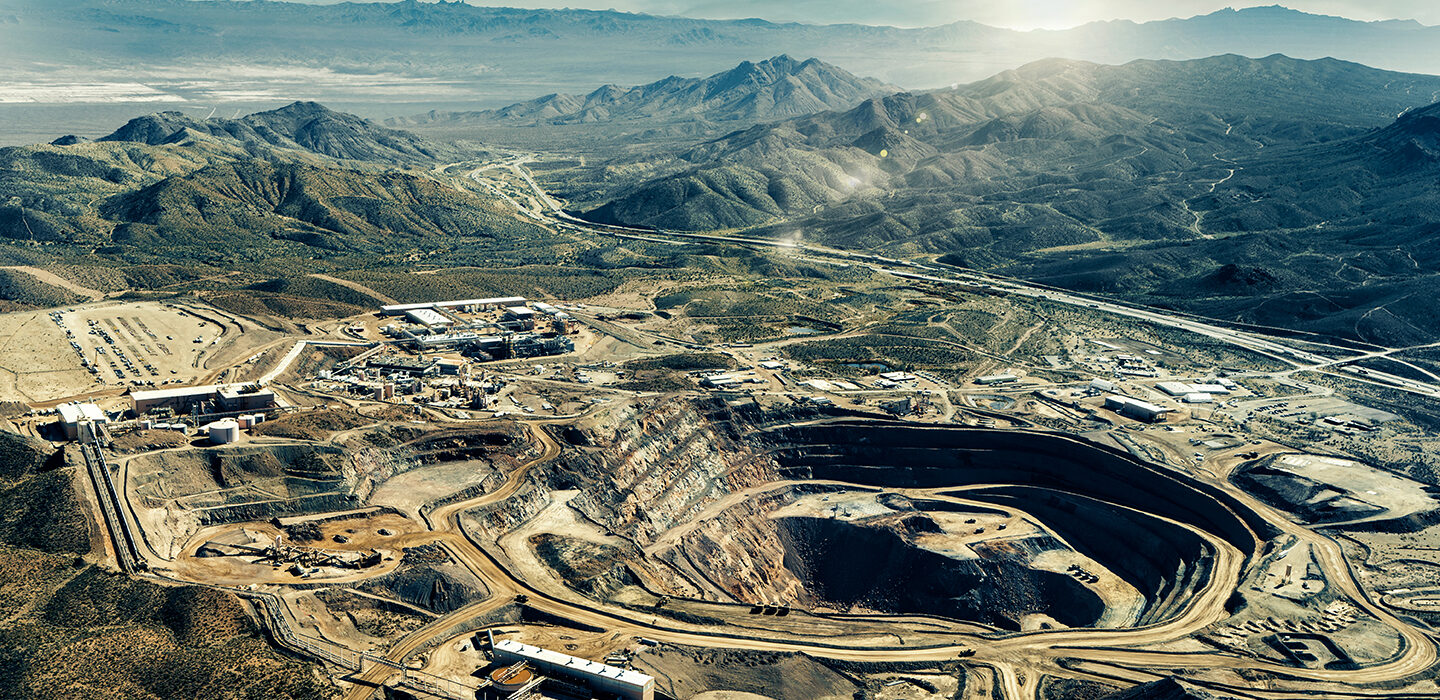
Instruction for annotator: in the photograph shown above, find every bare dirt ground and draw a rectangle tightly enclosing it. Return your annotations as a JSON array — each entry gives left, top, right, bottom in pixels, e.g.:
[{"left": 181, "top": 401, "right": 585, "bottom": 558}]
[
  {"left": 308, "top": 273, "right": 398, "bottom": 305},
  {"left": 1, "top": 266, "right": 107, "bottom": 300},
  {"left": 576, "top": 278, "right": 663, "bottom": 311},
  {"left": 0, "top": 300, "right": 250, "bottom": 404},
  {"left": 165, "top": 513, "right": 421, "bottom": 586},
  {"left": 367, "top": 459, "right": 498, "bottom": 517}
]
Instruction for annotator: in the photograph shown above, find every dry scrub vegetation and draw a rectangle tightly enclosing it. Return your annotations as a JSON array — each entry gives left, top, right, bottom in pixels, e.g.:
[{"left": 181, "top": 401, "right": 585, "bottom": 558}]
[{"left": 0, "top": 430, "right": 337, "bottom": 699}]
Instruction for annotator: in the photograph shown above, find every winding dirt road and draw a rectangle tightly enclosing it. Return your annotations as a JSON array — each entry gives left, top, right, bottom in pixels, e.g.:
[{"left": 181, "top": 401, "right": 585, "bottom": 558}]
[{"left": 311, "top": 419, "right": 1438, "bottom": 700}]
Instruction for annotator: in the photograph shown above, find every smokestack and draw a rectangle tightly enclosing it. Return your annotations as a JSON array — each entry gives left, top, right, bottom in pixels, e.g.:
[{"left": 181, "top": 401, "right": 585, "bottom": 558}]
[{"left": 487, "top": 629, "right": 495, "bottom": 649}]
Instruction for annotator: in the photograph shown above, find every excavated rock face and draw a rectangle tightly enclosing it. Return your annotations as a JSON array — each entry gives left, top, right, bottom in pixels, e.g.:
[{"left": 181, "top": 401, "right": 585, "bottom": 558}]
[
  {"left": 775, "top": 515, "right": 1103, "bottom": 628},
  {"left": 563, "top": 399, "right": 780, "bottom": 544},
  {"left": 548, "top": 399, "right": 806, "bottom": 602},
  {"left": 667, "top": 489, "right": 811, "bottom": 605}
]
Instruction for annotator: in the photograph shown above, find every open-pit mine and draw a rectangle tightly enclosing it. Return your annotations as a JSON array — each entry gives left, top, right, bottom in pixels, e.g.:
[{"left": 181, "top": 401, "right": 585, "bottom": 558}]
[{"left": 11, "top": 170, "right": 1440, "bottom": 700}]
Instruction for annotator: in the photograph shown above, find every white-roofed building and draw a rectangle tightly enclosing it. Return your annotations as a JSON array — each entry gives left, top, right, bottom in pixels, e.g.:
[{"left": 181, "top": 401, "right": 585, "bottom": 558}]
[
  {"left": 1088, "top": 378, "right": 1118, "bottom": 394},
  {"left": 975, "top": 373, "right": 1018, "bottom": 385},
  {"left": 1190, "top": 383, "right": 1231, "bottom": 394},
  {"left": 132, "top": 383, "right": 277, "bottom": 414},
  {"left": 56, "top": 402, "right": 107, "bottom": 440},
  {"left": 1103, "top": 395, "right": 1170, "bottom": 422},
  {"left": 1156, "top": 381, "right": 1195, "bottom": 396},
  {"left": 380, "top": 297, "right": 526, "bottom": 314},
  {"left": 405, "top": 308, "right": 450, "bottom": 327},
  {"left": 492, "top": 639, "right": 654, "bottom": 700}
]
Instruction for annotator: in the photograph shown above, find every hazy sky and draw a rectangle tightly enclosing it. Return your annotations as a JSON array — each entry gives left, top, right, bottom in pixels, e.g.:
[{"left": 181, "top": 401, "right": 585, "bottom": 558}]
[{"left": 291, "top": 1, "right": 1440, "bottom": 30}]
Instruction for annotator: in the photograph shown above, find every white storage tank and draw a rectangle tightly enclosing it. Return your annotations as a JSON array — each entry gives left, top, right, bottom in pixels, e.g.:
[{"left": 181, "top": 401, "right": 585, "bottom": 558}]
[
  {"left": 237, "top": 415, "right": 254, "bottom": 429},
  {"left": 208, "top": 419, "right": 240, "bottom": 445}
]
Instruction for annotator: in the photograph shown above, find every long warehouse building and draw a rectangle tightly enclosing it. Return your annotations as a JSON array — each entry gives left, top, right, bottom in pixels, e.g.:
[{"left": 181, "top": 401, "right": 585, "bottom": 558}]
[
  {"left": 132, "top": 382, "right": 277, "bottom": 414},
  {"left": 380, "top": 297, "right": 527, "bottom": 315},
  {"left": 492, "top": 639, "right": 654, "bottom": 700}
]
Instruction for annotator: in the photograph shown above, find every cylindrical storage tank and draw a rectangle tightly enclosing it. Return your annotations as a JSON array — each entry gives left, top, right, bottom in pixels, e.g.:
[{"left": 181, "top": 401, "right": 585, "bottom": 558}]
[
  {"left": 139, "top": 419, "right": 154, "bottom": 430},
  {"left": 489, "top": 667, "right": 533, "bottom": 693},
  {"left": 253, "top": 413, "right": 265, "bottom": 423},
  {"left": 237, "top": 415, "right": 254, "bottom": 429},
  {"left": 209, "top": 420, "right": 240, "bottom": 445}
]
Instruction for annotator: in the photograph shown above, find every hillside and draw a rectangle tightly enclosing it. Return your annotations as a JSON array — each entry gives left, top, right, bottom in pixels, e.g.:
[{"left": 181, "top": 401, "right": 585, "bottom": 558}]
[
  {"left": 394, "top": 56, "right": 895, "bottom": 129},
  {"left": 999, "top": 95, "right": 1440, "bottom": 345},
  {"left": 100, "top": 101, "right": 477, "bottom": 164},
  {"left": 1, "top": 141, "right": 544, "bottom": 261},
  {"left": 575, "top": 54, "right": 1440, "bottom": 344},
  {"left": 100, "top": 159, "right": 521, "bottom": 255},
  {"left": 0, "top": 103, "right": 577, "bottom": 317},
  {"left": 585, "top": 55, "right": 1440, "bottom": 232},
  {"left": 0, "top": 430, "right": 336, "bottom": 699}
]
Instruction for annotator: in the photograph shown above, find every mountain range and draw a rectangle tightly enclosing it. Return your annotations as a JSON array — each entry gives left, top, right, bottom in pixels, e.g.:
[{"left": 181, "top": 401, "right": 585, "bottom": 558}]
[
  {"left": 7, "top": 1, "right": 1440, "bottom": 144},
  {"left": 566, "top": 54, "right": 1440, "bottom": 345},
  {"left": 585, "top": 54, "right": 1440, "bottom": 232},
  {"left": 389, "top": 55, "right": 895, "bottom": 129},
  {"left": 0, "top": 102, "right": 543, "bottom": 277},
  {"left": 5, "top": 54, "right": 1440, "bottom": 344}
]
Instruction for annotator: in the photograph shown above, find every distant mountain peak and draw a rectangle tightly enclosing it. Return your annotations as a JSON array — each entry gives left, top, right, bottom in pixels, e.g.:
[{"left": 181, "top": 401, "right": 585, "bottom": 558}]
[{"left": 398, "top": 55, "right": 897, "bottom": 128}]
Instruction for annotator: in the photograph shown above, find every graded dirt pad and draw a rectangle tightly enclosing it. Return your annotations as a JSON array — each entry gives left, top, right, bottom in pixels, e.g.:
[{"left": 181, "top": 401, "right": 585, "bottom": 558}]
[
  {"left": 690, "top": 693, "right": 780, "bottom": 700},
  {"left": 366, "top": 459, "right": 499, "bottom": 516},
  {"left": 107, "top": 428, "right": 190, "bottom": 454},
  {"left": 168, "top": 512, "right": 420, "bottom": 586},
  {"left": 632, "top": 646, "right": 858, "bottom": 700},
  {"left": 0, "top": 300, "right": 235, "bottom": 404},
  {"left": 251, "top": 408, "right": 376, "bottom": 440},
  {"left": 1232, "top": 453, "right": 1438, "bottom": 527}
]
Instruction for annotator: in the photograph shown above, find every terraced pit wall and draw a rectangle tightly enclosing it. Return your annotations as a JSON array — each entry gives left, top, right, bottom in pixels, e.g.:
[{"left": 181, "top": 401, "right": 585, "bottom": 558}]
[
  {"left": 756, "top": 423, "right": 1276, "bottom": 626},
  {"left": 757, "top": 423, "right": 1274, "bottom": 554}
]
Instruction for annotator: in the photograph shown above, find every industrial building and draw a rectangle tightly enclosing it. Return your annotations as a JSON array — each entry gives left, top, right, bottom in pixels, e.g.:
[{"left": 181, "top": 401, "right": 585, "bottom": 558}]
[
  {"left": 1158, "top": 380, "right": 1234, "bottom": 397},
  {"left": 380, "top": 297, "right": 527, "bottom": 315},
  {"left": 217, "top": 384, "right": 277, "bottom": 411},
  {"left": 1088, "top": 378, "right": 1119, "bottom": 394},
  {"left": 1157, "top": 381, "right": 1194, "bottom": 397},
  {"left": 701, "top": 374, "right": 740, "bottom": 389},
  {"left": 366, "top": 355, "right": 441, "bottom": 376},
  {"left": 975, "top": 373, "right": 1019, "bottom": 385},
  {"left": 491, "top": 639, "right": 655, "bottom": 700},
  {"left": 131, "top": 382, "right": 277, "bottom": 415},
  {"left": 503, "top": 306, "right": 537, "bottom": 330},
  {"left": 879, "top": 371, "right": 918, "bottom": 383},
  {"left": 56, "top": 402, "right": 108, "bottom": 440},
  {"left": 1103, "top": 395, "right": 1170, "bottom": 422},
  {"left": 405, "top": 308, "right": 451, "bottom": 327}
]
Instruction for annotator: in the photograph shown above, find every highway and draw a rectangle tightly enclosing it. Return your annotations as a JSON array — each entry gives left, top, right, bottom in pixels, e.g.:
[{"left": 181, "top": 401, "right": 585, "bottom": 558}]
[{"left": 452, "top": 155, "right": 1440, "bottom": 401}]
